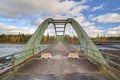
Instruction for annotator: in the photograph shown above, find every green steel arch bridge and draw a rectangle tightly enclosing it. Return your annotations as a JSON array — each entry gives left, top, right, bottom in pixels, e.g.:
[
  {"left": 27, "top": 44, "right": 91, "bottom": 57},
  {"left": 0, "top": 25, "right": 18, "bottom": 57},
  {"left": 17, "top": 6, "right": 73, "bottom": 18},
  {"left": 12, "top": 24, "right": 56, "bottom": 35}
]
[{"left": 0, "top": 18, "right": 120, "bottom": 80}]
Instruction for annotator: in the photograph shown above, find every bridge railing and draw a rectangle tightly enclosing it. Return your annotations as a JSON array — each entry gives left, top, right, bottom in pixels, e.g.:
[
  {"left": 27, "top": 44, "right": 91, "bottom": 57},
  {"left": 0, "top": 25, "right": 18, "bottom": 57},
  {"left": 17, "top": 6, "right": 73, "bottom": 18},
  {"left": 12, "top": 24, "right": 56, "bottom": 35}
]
[
  {"left": 0, "top": 43, "right": 53, "bottom": 78},
  {"left": 0, "top": 47, "right": 39, "bottom": 76},
  {"left": 68, "top": 43, "right": 120, "bottom": 79}
]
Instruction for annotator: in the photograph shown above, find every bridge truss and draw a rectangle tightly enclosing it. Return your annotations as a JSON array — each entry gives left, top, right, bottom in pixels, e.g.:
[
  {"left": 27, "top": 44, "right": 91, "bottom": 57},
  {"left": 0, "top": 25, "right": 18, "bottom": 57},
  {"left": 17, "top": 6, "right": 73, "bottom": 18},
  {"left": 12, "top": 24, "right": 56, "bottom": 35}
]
[
  {"left": 21, "top": 18, "right": 106, "bottom": 64},
  {"left": 0, "top": 18, "right": 120, "bottom": 80}
]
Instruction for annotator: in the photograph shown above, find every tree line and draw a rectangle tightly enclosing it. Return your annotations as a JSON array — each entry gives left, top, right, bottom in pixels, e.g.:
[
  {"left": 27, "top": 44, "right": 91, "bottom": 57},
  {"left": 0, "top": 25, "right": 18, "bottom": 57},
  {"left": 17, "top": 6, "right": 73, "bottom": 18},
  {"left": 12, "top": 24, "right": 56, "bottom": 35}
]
[
  {"left": 0, "top": 33, "right": 31, "bottom": 43},
  {"left": 64, "top": 35, "right": 120, "bottom": 44},
  {"left": 0, "top": 33, "right": 55, "bottom": 43},
  {"left": 63, "top": 35, "right": 80, "bottom": 44},
  {"left": 0, "top": 34, "right": 120, "bottom": 43},
  {"left": 91, "top": 36, "right": 120, "bottom": 42}
]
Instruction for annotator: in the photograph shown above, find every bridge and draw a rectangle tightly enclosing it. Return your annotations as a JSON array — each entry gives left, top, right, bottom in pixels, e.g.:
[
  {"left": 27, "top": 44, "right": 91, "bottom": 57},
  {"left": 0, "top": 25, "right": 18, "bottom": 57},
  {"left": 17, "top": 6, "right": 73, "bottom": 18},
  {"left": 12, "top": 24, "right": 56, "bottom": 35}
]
[{"left": 0, "top": 18, "right": 120, "bottom": 80}]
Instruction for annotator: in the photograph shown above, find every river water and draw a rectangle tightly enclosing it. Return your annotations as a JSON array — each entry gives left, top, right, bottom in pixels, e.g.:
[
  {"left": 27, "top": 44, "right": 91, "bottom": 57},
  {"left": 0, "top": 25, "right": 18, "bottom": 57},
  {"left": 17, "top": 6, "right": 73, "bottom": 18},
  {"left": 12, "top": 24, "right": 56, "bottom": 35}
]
[{"left": 0, "top": 43, "right": 120, "bottom": 57}]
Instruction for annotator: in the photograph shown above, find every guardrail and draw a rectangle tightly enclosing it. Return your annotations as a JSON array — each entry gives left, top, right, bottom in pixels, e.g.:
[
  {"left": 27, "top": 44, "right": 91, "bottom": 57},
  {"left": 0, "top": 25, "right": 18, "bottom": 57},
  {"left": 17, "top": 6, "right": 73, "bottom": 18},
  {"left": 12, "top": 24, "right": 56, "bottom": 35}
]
[
  {"left": 0, "top": 43, "right": 52, "bottom": 79},
  {"left": 69, "top": 43, "right": 120, "bottom": 80}
]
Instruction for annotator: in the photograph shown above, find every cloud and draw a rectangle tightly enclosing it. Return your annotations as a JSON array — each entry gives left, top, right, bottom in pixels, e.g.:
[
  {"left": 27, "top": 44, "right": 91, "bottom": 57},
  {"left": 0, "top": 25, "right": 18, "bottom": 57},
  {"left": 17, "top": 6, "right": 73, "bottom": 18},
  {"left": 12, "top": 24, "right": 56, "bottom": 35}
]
[
  {"left": 83, "top": 25, "right": 103, "bottom": 37},
  {"left": 0, "top": 0, "right": 119, "bottom": 38},
  {"left": 92, "top": 13, "right": 120, "bottom": 23},
  {"left": 112, "top": 7, "right": 120, "bottom": 11},
  {"left": 0, "top": 0, "right": 91, "bottom": 35},
  {"left": 31, "top": 14, "right": 70, "bottom": 26},
  {"left": 80, "top": 0, "right": 87, "bottom": 4},
  {"left": 91, "top": 4, "right": 104, "bottom": 11},
  {"left": 105, "top": 26, "right": 120, "bottom": 36},
  {"left": 0, "top": 23, "right": 35, "bottom": 34},
  {"left": 17, "top": 19, "right": 30, "bottom": 25},
  {"left": 74, "top": 16, "right": 103, "bottom": 37},
  {"left": 67, "top": 5, "right": 89, "bottom": 16},
  {"left": 0, "top": 0, "right": 79, "bottom": 17},
  {"left": 0, "top": 0, "right": 90, "bottom": 18},
  {"left": 32, "top": 18, "right": 44, "bottom": 26}
]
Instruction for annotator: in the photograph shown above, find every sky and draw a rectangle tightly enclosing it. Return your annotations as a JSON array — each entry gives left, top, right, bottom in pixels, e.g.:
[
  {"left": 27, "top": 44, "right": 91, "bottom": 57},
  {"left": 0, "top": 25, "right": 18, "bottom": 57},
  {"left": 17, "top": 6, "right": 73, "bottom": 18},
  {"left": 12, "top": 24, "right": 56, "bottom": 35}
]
[{"left": 0, "top": 0, "right": 120, "bottom": 37}]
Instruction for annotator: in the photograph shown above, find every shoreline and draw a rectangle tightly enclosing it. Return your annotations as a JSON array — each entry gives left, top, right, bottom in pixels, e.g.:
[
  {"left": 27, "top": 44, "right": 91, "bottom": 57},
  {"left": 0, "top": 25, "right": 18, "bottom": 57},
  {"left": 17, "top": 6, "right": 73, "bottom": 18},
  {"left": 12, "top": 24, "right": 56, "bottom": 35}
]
[
  {"left": 0, "top": 42, "right": 27, "bottom": 44},
  {"left": 100, "top": 50, "right": 120, "bottom": 56},
  {"left": 0, "top": 41, "right": 120, "bottom": 44}
]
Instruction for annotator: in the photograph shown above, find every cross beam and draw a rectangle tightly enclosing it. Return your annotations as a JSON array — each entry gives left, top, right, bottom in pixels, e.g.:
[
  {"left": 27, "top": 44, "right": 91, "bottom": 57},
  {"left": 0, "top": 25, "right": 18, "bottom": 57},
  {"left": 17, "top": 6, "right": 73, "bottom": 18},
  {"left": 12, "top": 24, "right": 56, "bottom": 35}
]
[{"left": 20, "top": 18, "right": 106, "bottom": 66}]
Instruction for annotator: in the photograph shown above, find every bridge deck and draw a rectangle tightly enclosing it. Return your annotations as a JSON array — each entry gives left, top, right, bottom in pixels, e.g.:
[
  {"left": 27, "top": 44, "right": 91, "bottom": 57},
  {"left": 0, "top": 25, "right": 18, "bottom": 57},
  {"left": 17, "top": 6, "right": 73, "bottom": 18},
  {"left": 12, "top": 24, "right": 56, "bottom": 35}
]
[{"left": 9, "top": 42, "right": 112, "bottom": 80}]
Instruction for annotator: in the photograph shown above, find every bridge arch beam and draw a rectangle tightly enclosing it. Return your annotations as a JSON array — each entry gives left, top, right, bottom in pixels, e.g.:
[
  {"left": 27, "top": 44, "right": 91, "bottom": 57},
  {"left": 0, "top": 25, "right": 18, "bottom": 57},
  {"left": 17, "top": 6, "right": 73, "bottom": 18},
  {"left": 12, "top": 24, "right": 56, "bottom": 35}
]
[
  {"left": 67, "top": 18, "right": 106, "bottom": 64},
  {"left": 20, "top": 18, "right": 106, "bottom": 65}
]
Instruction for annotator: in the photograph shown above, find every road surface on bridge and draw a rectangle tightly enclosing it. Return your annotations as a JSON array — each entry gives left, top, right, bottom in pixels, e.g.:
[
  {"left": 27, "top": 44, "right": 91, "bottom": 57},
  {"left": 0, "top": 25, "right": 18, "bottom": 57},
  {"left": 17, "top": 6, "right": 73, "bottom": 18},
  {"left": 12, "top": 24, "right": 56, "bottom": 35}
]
[{"left": 10, "top": 42, "right": 112, "bottom": 80}]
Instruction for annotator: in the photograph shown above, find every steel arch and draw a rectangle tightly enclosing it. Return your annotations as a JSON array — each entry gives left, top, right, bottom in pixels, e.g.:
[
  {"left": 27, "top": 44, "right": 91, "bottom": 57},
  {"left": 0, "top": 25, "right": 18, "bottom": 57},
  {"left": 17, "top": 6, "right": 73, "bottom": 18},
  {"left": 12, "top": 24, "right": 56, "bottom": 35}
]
[{"left": 19, "top": 18, "right": 106, "bottom": 65}]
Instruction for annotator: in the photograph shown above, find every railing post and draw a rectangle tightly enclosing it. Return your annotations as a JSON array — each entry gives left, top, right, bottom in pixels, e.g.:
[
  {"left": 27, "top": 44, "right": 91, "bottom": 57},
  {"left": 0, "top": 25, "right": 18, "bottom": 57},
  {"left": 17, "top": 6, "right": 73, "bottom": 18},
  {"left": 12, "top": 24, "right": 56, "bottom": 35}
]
[
  {"left": 106, "top": 55, "right": 109, "bottom": 65},
  {"left": 32, "top": 42, "right": 34, "bottom": 56},
  {"left": 33, "top": 48, "right": 34, "bottom": 56},
  {"left": 11, "top": 54, "right": 15, "bottom": 66},
  {"left": 39, "top": 46, "right": 41, "bottom": 51}
]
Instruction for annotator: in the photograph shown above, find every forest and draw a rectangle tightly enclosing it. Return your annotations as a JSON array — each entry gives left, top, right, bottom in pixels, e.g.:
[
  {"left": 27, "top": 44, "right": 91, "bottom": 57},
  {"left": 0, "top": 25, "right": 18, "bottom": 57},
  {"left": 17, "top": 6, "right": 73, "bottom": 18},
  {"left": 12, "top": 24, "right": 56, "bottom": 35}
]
[
  {"left": 0, "top": 34, "right": 120, "bottom": 44},
  {"left": 0, "top": 33, "right": 55, "bottom": 43}
]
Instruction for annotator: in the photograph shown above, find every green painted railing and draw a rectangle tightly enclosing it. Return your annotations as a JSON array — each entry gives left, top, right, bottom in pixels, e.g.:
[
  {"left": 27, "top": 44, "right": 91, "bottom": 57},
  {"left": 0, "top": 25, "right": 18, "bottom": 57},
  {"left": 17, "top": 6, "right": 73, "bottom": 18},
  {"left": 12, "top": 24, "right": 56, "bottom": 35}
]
[
  {"left": 0, "top": 43, "right": 52, "bottom": 79},
  {"left": 69, "top": 43, "right": 120, "bottom": 80}
]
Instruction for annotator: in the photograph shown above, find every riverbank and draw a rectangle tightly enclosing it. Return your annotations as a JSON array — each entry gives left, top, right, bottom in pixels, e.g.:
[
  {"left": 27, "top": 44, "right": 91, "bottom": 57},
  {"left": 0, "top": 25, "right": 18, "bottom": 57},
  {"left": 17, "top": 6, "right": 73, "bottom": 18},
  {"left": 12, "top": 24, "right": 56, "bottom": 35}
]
[
  {"left": 100, "top": 50, "right": 120, "bottom": 57},
  {"left": 94, "top": 41, "right": 120, "bottom": 45},
  {"left": 0, "top": 42, "right": 26, "bottom": 44}
]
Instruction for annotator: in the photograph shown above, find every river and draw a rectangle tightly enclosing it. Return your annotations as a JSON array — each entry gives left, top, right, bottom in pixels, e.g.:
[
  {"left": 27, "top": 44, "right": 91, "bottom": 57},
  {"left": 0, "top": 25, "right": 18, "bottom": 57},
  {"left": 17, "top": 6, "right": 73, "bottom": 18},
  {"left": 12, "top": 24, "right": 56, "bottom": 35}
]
[{"left": 0, "top": 43, "right": 120, "bottom": 57}]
